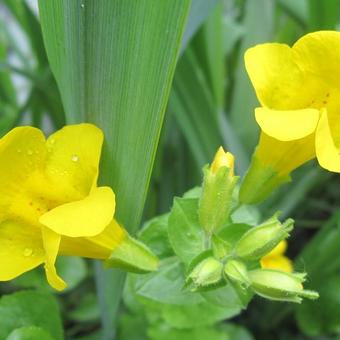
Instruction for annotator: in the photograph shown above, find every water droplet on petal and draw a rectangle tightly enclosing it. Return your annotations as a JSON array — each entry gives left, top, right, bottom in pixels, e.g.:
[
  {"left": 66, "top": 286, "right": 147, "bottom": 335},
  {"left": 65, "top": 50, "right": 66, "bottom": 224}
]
[
  {"left": 27, "top": 149, "right": 33, "bottom": 155},
  {"left": 17, "top": 148, "right": 22, "bottom": 153},
  {"left": 71, "top": 154, "right": 79, "bottom": 162},
  {"left": 23, "top": 248, "right": 33, "bottom": 257}
]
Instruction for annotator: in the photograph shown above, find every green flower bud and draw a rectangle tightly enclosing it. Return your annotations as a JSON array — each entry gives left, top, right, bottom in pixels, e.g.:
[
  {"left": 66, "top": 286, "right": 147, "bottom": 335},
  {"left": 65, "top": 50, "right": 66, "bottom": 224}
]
[
  {"left": 248, "top": 269, "right": 319, "bottom": 303},
  {"left": 187, "top": 257, "right": 223, "bottom": 290},
  {"left": 199, "top": 148, "right": 238, "bottom": 234},
  {"left": 235, "top": 215, "right": 293, "bottom": 260},
  {"left": 224, "top": 259, "right": 250, "bottom": 287}
]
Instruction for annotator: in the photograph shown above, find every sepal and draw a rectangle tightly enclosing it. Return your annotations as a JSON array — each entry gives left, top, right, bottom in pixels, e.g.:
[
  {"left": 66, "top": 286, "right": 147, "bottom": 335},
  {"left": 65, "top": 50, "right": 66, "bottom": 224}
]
[{"left": 105, "top": 233, "right": 159, "bottom": 273}]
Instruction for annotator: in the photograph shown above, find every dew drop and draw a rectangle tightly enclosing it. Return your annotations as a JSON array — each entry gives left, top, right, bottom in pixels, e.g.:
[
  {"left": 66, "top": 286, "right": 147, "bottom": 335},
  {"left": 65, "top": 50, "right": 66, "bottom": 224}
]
[
  {"left": 17, "top": 148, "right": 22, "bottom": 153},
  {"left": 27, "top": 149, "right": 33, "bottom": 155},
  {"left": 71, "top": 154, "right": 79, "bottom": 162},
  {"left": 23, "top": 248, "right": 33, "bottom": 257},
  {"left": 80, "top": 3, "right": 85, "bottom": 8}
]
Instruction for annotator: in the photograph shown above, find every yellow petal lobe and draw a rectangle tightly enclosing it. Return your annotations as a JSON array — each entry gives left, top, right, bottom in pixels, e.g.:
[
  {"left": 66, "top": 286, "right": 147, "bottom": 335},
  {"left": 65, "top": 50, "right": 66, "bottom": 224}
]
[
  {"left": 255, "top": 107, "right": 320, "bottom": 141},
  {"left": 39, "top": 187, "right": 115, "bottom": 237},
  {"left": 315, "top": 110, "right": 340, "bottom": 172},
  {"left": 41, "top": 226, "right": 66, "bottom": 291}
]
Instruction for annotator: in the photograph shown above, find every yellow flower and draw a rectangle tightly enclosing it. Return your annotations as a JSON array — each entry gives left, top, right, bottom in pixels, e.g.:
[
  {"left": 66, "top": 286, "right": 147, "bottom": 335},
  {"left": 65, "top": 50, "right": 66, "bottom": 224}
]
[
  {"left": 260, "top": 240, "right": 293, "bottom": 273},
  {"left": 240, "top": 31, "right": 340, "bottom": 203},
  {"left": 210, "top": 147, "right": 235, "bottom": 176},
  {"left": 0, "top": 124, "right": 130, "bottom": 290}
]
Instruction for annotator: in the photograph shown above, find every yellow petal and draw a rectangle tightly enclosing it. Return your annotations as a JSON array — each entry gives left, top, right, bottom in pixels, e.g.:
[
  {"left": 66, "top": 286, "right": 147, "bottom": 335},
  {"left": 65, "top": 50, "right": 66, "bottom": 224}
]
[
  {"left": 0, "top": 220, "right": 45, "bottom": 281},
  {"left": 261, "top": 255, "right": 293, "bottom": 273},
  {"left": 255, "top": 107, "right": 320, "bottom": 141},
  {"left": 245, "top": 43, "right": 312, "bottom": 110},
  {"left": 59, "top": 219, "right": 127, "bottom": 259},
  {"left": 0, "top": 127, "right": 46, "bottom": 221},
  {"left": 45, "top": 124, "right": 103, "bottom": 198},
  {"left": 315, "top": 110, "right": 340, "bottom": 172},
  {"left": 294, "top": 31, "right": 340, "bottom": 88},
  {"left": 41, "top": 226, "right": 66, "bottom": 291},
  {"left": 39, "top": 187, "right": 115, "bottom": 237}
]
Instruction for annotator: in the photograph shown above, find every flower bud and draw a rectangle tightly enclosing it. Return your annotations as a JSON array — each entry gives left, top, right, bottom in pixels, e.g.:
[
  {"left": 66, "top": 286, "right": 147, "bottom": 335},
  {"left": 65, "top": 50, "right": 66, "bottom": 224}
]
[
  {"left": 224, "top": 259, "right": 250, "bottom": 287},
  {"left": 187, "top": 257, "right": 223, "bottom": 290},
  {"left": 235, "top": 215, "right": 293, "bottom": 260},
  {"left": 199, "top": 147, "right": 238, "bottom": 234},
  {"left": 248, "top": 269, "right": 319, "bottom": 303}
]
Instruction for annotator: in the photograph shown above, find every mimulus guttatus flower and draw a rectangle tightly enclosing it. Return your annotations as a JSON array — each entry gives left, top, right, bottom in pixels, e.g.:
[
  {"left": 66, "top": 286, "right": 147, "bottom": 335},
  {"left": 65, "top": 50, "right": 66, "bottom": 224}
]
[
  {"left": 260, "top": 240, "right": 293, "bottom": 273},
  {"left": 0, "top": 124, "right": 155, "bottom": 291},
  {"left": 240, "top": 31, "right": 340, "bottom": 203}
]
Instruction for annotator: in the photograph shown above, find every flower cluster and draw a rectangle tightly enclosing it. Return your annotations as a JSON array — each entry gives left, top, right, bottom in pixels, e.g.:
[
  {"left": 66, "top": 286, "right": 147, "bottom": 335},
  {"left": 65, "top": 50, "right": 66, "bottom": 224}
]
[{"left": 186, "top": 148, "right": 318, "bottom": 303}]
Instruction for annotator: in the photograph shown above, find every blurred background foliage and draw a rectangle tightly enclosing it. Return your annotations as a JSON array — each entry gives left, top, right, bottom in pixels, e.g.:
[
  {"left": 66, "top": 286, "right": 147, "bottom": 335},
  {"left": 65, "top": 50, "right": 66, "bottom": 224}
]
[{"left": 1, "top": 0, "right": 340, "bottom": 339}]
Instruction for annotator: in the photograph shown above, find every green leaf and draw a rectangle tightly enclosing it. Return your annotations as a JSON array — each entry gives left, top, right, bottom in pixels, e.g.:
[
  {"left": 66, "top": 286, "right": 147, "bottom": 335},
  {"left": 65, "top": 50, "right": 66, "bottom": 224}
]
[
  {"left": 57, "top": 256, "right": 88, "bottom": 291},
  {"left": 218, "top": 223, "right": 253, "bottom": 246},
  {"left": 202, "top": 283, "right": 252, "bottom": 310},
  {"left": 180, "top": 0, "right": 220, "bottom": 53},
  {"left": 168, "top": 197, "right": 205, "bottom": 265},
  {"left": 161, "top": 299, "right": 240, "bottom": 329},
  {"left": 0, "top": 291, "right": 63, "bottom": 340},
  {"left": 277, "top": 0, "right": 308, "bottom": 26},
  {"left": 118, "top": 313, "right": 149, "bottom": 340},
  {"left": 67, "top": 293, "right": 100, "bottom": 322},
  {"left": 148, "top": 325, "right": 229, "bottom": 340},
  {"left": 131, "top": 258, "right": 203, "bottom": 305},
  {"left": 139, "top": 213, "right": 174, "bottom": 259},
  {"left": 169, "top": 46, "right": 222, "bottom": 166},
  {"left": 2, "top": 0, "right": 47, "bottom": 65},
  {"left": 308, "top": 0, "right": 339, "bottom": 30},
  {"left": 6, "top": 326, "right": 54, "bottom": 340}
]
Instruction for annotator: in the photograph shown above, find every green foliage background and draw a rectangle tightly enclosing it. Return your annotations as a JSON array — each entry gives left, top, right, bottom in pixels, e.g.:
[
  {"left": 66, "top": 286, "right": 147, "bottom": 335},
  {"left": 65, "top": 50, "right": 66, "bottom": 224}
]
[{"left": 0, "top": 0, "right": 340, "bottom": 339}]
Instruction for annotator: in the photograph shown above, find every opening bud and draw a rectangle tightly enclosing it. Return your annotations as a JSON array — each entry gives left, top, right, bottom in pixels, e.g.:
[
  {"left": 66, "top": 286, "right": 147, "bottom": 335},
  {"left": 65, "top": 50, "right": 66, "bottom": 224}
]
[
  {"left": 199, "top": 147, "right": 238, "bottom": 234},
  {"left": 210, "top": 147, "right": 235, "bottom": 176},
  {"left": 248, "top": 269, "right": 319, "bottom": 303},
  {"left": 186, "top": 257, "right": 223, "bottom": 291},
  {"left": 235, "top": 215, "right": 293, "bottom": 260}
]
